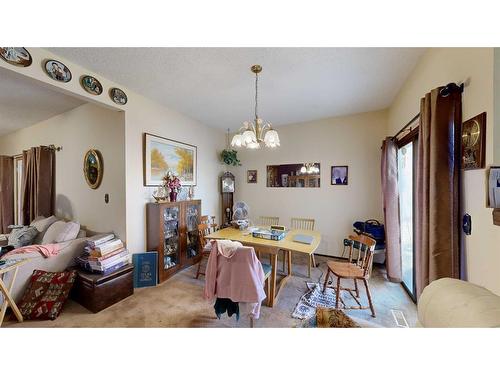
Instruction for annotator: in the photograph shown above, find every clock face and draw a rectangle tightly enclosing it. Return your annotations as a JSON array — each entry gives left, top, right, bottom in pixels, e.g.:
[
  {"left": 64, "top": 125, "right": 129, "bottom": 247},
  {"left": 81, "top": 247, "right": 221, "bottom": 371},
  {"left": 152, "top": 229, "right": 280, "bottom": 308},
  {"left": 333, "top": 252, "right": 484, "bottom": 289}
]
[
  {"left": 462, "top": 119, "right": 480, "bottom": 148},
  {"left": 222, "top": 177, "right": 235, "bottom": 193}
]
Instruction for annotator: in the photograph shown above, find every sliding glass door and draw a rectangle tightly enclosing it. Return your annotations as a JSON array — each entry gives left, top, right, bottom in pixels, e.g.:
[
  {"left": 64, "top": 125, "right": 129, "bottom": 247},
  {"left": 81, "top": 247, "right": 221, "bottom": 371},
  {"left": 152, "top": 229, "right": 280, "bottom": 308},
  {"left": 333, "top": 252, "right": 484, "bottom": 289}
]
[{"left": 397, "top": 136, "right": 417, "bottom": 301}]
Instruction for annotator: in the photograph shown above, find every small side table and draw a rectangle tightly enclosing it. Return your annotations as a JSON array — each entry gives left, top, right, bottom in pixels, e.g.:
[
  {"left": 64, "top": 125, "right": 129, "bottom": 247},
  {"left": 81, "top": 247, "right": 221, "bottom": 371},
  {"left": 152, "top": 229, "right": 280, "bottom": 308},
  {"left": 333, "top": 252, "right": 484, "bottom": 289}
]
[{"left": 0, "top": 258, "right": 29, "bottom": 326}]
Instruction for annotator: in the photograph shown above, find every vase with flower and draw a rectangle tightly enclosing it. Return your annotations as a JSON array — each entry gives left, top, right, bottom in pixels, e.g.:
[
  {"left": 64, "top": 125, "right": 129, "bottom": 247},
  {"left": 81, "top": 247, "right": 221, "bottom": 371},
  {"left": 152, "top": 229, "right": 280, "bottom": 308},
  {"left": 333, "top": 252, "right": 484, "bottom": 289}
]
[{"left": 163, "top": 171, "right": 181, "bottom": 202}]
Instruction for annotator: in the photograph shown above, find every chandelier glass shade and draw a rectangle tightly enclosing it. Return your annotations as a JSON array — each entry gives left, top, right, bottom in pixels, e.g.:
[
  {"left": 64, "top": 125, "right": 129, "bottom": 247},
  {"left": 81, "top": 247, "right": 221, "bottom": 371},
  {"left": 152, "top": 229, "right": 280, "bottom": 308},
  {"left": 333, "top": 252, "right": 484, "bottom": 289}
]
[{"left": 231, "top": 65, "right": 280, "bottom": 149}]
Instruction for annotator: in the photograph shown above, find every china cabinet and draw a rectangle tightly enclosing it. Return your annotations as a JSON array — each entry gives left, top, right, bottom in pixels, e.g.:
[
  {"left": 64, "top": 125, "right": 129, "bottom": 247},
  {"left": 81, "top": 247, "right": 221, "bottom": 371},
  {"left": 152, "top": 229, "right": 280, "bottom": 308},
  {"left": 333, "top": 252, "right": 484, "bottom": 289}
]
[{"left": 146, "top": 200, "right": 202, "bottom": 283}]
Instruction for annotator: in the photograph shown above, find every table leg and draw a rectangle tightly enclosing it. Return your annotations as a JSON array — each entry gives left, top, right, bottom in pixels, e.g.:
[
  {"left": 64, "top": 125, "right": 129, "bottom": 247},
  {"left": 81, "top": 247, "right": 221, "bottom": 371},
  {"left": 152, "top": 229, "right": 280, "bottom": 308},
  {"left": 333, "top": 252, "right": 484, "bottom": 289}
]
[
  {"left": 287, "top": 250, "right": 292, "bottom": 276},
  {"left": 308, "top": 255, "right": 312, "bottom": 278},
  {"left": 281, "top": 250, "right": 285, "bottom": 273},
  {"left": 0, "top": 268, "right": 23, "bottom": 325},
  {"left": 269, "top": 253, "right": 278, "bottom": 307}
]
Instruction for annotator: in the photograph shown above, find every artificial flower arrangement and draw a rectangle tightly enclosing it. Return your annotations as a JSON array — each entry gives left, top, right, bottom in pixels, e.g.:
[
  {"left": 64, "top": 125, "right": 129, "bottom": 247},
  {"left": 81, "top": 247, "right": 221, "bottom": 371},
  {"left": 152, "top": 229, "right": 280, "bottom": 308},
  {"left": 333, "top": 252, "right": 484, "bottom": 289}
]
[{"left": 163, "top": 171, "right": 182, "bottom": 201}]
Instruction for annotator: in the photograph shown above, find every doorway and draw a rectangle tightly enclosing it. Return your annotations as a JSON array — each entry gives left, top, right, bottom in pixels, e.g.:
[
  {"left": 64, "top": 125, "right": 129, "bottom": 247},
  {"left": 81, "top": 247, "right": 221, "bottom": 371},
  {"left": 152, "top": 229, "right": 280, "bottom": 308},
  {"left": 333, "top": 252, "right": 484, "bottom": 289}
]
[{"left": 397, "top": 129, "right": 418, "bottom": 301}]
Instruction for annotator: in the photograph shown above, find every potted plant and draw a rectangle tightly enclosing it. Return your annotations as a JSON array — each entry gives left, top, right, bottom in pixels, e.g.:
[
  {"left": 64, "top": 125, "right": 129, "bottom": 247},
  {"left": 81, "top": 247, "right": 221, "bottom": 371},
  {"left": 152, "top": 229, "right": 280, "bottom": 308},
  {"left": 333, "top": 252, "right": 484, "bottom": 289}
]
[
  {"left": 163, "top": 171, "right": 182, "bottom": 202},
  {"left": 221, "top": 149, "right": 241, "bottom": 166}
]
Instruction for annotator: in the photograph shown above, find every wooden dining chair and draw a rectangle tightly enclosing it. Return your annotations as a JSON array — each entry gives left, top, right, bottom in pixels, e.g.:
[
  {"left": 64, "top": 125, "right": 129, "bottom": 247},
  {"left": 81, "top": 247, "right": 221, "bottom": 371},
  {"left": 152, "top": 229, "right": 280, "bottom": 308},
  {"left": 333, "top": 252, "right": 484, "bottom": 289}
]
[
  {"left": 258, "top": 216, "right": 280, "bottom": 226},
  {"left": 195, "top": 223, "right": 211, "bottom": 279},
  {"left": 256, "top": 216, "right": 280, "bottom": 262},
  {"left": 286, "top": 217, "right": 316, "bottom": 277},
  {"left": 322, "top": 233, "right": 376, "bottom": 317}
]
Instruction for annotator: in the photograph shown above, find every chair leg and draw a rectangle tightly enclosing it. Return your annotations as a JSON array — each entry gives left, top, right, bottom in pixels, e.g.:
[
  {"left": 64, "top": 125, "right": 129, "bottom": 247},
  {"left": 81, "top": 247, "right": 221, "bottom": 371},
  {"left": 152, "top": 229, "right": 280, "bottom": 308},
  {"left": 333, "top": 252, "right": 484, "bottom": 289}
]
[
  {"left": 323, "top": 269, "right": 331, "bottom": 293},
  {"left": 363, "top": 278, "right": 376, "bottom": 318},
  {"left": 335, "top": 276, "right": 341, "bottom": 309},
  {"left": 195, "top": 257, "right": 203, "bottom": 279},
  {"left": 311, "top": 253, "right": 316, "bottom": 267},
  {"left": 287, "top": 251, "right": 292, "bottom": 276},
  {"left": 266, "top": 278, "right": 271, "bottom": 307},
  {"left": 354, "top": 279, "right": 360, "bottom": 298}
]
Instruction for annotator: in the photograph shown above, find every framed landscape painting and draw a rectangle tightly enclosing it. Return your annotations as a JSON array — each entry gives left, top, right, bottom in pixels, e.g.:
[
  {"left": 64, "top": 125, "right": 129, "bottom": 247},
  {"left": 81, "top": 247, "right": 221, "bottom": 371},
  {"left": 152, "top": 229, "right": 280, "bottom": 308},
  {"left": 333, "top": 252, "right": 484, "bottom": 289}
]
[{"left": 143, "top": 133, "right": 197, "bottom": 186}]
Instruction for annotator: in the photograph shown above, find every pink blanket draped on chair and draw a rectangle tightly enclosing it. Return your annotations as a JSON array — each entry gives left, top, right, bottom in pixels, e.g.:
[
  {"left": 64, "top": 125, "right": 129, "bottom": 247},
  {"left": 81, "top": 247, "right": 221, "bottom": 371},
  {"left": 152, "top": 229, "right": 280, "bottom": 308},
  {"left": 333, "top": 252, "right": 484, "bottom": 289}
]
[
  {"left": 5, "top": 243, "right": 61, "bottom": 258},
  {"left": 204, "top": 240, "right": 266, "bottom": 319}
]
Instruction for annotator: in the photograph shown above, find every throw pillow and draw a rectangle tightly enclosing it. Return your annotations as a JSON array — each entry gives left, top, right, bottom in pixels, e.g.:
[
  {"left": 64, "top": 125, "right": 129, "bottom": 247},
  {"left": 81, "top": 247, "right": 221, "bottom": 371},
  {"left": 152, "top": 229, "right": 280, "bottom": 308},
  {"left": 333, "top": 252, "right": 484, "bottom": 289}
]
[
  {"left": 55, "top": 221, "right": 80, "bottom": 243},
  {"left": 42, "top": 221, "right": 80, "bottom": 244},
  {"left": 7, "top": 226, "right": 39, "bottom": 249},
  {"left": 18, "top": 269, "right": 77, "bottom": 320},
  {"left": 31, "top": 215, "right": 58, "bottom": 244}
]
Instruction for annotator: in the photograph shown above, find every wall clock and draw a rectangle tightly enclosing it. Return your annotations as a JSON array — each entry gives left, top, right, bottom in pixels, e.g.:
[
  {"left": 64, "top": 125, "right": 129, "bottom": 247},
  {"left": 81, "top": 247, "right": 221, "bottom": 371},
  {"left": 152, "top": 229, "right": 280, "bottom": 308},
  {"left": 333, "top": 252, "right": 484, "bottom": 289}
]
[{"left": 461, "top": 112, "right": 486, "bottom": 170}]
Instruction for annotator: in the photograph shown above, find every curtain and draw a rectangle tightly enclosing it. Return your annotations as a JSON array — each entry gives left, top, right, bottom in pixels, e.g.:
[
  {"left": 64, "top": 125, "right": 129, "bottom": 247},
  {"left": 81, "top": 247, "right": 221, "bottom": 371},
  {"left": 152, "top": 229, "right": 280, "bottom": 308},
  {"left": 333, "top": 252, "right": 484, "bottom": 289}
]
[
  {"left": 415, "top": 84, "right": 462, "bottom": 299},
  {"left": 21, "top": 146, "right": 55, "bottom": 225},
  {"left": 381, "top": 138, "right": 402, "bottom": 282},
  {"left": 0, "top": 155, "right": 14, "bottom": 233}
]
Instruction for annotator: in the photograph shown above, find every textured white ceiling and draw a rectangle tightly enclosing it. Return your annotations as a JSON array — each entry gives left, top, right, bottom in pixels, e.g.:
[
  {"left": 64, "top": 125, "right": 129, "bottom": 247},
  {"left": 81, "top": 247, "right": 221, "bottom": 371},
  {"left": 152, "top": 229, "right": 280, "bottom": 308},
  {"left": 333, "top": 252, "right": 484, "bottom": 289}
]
[
  {"left": 49, "top": 48, "right": 425, "bottom": 130},
  {"left": 0, "top": 67, "right": 85, "bottom": 136}
]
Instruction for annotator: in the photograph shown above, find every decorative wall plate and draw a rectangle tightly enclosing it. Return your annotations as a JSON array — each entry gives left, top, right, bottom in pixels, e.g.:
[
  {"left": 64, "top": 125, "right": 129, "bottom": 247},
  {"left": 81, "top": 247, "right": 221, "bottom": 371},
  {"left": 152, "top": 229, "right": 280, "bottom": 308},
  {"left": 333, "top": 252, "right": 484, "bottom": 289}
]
[
  {"left": 110, "top": 87, "right": 128, "bottom": 105},
  {"left": 44, "top": 59, "right": 72, "bottom": 83},
  {"left": 80, "top": 75, "right": 103, "bottom": 95},
  {"left": 0, "top": 47, "right": 32, "bottom": 67},
  {"left": 83, "top": 149, "right": 103, "bottom": 189}
]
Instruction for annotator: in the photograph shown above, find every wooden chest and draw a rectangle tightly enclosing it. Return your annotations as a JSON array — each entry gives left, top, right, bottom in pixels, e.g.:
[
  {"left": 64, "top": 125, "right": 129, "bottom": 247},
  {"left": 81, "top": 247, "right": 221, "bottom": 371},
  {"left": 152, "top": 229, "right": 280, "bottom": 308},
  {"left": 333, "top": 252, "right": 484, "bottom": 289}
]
[{"left": 71, "top": 264, "right": 134, "bottom": 313}]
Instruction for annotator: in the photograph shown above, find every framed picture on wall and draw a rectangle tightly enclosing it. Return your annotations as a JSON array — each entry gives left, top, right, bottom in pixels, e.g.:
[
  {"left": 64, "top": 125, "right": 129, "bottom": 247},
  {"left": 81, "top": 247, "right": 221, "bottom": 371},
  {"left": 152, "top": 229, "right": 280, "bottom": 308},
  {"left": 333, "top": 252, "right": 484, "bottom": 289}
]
[
  {"left": 247, "top": 170, "right": 257, "bottom": 183},
  {"left": 331, "top": 165, "right": 348, "bottom": 185},
  {"left": 143, "top": 133, "right": 197, "bottom": 186}
]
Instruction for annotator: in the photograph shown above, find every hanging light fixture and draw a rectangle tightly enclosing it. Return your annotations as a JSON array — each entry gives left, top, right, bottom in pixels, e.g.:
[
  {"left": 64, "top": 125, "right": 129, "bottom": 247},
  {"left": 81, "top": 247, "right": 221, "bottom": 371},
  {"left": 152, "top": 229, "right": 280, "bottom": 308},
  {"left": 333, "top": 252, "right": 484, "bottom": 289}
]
[{"left": 231, "top": 65, "right": 280, "bottom": 149}]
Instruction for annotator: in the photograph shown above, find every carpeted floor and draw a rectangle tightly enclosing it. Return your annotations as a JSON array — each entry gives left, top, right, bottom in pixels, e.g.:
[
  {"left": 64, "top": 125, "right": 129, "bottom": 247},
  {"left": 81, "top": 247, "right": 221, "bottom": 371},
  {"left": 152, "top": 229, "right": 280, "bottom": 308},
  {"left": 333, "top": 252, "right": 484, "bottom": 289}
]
[{"left": 3, "top": 255, "right": 416, "bottom": 328}]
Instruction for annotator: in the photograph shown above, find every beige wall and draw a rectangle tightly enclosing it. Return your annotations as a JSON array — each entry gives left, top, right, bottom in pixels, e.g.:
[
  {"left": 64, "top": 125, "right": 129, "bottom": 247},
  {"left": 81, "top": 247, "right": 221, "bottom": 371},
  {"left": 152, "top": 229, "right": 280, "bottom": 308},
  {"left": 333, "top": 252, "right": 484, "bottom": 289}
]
[
  {"left": 388, "top": 47, "right": 500, "bottom": 295},
  {"left": 232, "top": 110, "right": 388, "bottom": 257},
  {"left": 0, "top": 103, "right": 126, "bottom": 239},
  {"left": 0, "top": 48, "right": 226, "bottom": 252},
  {"left": 124, "top": 96, "right": 225, "bottom": 253}
]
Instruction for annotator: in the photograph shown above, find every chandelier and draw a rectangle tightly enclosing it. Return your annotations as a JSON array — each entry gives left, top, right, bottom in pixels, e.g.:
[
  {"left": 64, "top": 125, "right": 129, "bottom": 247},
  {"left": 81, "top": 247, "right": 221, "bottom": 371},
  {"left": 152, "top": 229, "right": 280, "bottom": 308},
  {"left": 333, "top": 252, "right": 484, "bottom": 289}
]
[{"left": 231, "top": 65, "right": 280, "bottom": 149}]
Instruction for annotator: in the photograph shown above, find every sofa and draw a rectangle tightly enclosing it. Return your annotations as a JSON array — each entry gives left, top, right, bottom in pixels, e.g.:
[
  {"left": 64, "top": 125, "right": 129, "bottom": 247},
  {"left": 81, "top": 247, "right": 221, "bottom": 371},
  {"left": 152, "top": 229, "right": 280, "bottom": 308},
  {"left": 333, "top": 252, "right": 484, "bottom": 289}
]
[
  {"left": 417, "top": 278, "right": 500, "bottom": 327},
  {"left": 1, "top": 216, "right": 89, "bottom": 303}
]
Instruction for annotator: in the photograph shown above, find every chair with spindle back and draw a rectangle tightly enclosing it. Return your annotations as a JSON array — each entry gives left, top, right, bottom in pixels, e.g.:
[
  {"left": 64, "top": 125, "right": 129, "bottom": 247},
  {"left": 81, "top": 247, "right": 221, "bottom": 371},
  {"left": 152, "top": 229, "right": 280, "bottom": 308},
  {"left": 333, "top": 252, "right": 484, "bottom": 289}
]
[
  {"left": 322, "top": 233, "right": 377, "bottom": 317},
  {"left": 258, "top": 216, "right": 280, "bottom": 226},
  {"left": 255, "top": 216, "right": 280, "bottom": 262},
  {"left": 195, "top": 223, "right": 211, "bottom": 279},
  {"left": 286, "top": 217, "right": 316, "bottom": 277},
  {"left": 201, "top": 215, "right": 218, "bottom": 234}
]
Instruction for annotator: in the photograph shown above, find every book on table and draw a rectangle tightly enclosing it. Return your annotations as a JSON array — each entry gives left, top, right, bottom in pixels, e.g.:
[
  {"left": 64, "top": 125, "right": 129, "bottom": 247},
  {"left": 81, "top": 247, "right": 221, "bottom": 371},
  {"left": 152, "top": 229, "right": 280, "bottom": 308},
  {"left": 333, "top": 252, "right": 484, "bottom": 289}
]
[
  {"left": 86, "top": 233, "right": 115, "bottom": 248},
  {"left": 88, "top": 239, "right": 124, "bottom": 257}
]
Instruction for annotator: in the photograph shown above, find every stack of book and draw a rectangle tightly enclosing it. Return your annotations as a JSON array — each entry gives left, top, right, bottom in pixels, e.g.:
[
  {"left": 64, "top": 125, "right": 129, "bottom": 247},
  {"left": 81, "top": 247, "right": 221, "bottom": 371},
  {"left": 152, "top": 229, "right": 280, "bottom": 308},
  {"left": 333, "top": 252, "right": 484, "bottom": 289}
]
[{"left": 76, "top": 233, "right": 130, "bottom": 274}]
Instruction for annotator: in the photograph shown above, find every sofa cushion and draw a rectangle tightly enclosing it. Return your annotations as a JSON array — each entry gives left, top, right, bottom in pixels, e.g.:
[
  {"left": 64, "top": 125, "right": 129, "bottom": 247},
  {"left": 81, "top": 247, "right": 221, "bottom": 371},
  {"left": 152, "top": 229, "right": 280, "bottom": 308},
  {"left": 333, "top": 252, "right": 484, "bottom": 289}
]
[
  {"left": 18, "top": 269, "right": 77, "bottom": 320},
  {"left": 7, "top": 226, "right": 39, "bottom": 248},
  {"left": 31, "top": 216, "right": 58, "bottom": 244},
  {"left": 42, "top": 221, "right": 80, "bottom": 244}
]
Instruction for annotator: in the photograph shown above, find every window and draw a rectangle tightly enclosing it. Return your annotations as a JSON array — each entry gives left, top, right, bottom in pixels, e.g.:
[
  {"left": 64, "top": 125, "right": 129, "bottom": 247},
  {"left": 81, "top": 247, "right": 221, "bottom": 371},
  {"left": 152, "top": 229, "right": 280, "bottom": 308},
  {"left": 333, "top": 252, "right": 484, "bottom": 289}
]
[{"left": 13, "top": 156, "right": 23, "bottom": 224}]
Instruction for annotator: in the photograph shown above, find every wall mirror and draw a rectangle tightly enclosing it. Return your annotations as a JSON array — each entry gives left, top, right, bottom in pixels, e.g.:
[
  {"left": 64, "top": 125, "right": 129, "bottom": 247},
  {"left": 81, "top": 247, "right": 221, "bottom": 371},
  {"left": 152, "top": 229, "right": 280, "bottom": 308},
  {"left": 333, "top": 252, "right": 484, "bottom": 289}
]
[
  {"left": 83, "top": 149, "right": 103, "bottom": 189},
  {"left": 266, "top": 163, "right": 320, "bottom": 187}
]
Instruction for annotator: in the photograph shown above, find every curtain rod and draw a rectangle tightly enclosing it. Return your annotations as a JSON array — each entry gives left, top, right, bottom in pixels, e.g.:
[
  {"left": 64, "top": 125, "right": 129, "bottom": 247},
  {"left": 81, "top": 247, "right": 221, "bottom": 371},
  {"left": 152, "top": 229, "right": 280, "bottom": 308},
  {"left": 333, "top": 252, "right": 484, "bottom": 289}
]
[
  {"left": 391, "top": 81, "right": 466, "bottom": 141},
  {"left": 47, "top": 144, "right": 62, "bottom": 152}
]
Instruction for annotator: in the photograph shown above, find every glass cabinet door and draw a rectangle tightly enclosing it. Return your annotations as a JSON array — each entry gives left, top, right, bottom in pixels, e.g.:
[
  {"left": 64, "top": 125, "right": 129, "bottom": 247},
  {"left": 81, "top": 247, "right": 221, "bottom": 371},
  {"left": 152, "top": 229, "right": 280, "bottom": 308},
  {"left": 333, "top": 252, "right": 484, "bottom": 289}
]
[
  {"left": 185, "top": 202, "right": 201, "bottom": 259},
  {"left": 163, "top": 206, "right": 180, "bottom": 270}
]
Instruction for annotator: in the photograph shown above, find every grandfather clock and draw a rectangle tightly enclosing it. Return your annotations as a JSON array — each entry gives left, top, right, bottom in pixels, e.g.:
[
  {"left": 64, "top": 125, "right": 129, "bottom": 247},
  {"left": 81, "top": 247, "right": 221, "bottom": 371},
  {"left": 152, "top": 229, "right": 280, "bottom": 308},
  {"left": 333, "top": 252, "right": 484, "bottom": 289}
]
[{"left": 220, "top": 172, "right": 235, "bottom": 228}]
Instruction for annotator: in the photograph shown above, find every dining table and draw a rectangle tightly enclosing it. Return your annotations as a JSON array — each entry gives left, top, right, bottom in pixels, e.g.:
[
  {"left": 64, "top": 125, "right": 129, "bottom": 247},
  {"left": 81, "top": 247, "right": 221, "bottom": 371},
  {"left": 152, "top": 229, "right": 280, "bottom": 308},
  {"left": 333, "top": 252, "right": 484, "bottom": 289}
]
[{"left": 205, "top": 226, "right": 321, "bottom": 307}]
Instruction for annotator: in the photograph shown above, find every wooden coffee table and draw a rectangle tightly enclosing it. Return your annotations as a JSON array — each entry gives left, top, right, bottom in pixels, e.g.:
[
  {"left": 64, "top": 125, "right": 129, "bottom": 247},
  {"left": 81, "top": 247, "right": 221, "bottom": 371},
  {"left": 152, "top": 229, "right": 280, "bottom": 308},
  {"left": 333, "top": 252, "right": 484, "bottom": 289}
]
[{"left": 0, "top": 258, "right": 29, "bottom": 326}]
